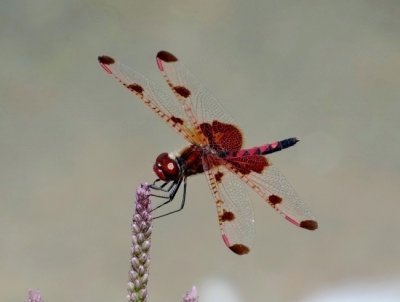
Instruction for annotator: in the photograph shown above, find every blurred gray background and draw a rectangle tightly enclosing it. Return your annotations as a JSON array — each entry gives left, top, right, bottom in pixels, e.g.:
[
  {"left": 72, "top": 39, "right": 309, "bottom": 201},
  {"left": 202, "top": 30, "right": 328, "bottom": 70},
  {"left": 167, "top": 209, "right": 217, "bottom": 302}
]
[{"left": 1, "top": 1, "right": 399, "bottom": 301}]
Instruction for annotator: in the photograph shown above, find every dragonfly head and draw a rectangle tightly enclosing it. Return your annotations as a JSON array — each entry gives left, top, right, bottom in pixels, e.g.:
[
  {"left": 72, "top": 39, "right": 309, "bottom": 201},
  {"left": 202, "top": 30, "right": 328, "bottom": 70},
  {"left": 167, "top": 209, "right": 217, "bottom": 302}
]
[{"left": 153, "top": 152, "right": 181, "bottom": 181}]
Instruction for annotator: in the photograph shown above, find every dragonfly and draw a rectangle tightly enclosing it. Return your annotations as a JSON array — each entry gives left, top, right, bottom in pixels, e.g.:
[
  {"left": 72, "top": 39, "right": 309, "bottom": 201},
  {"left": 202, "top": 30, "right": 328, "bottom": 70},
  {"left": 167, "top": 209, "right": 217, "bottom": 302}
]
[{"left": 98, "top": 51, "right": 318, "bottom": 255}]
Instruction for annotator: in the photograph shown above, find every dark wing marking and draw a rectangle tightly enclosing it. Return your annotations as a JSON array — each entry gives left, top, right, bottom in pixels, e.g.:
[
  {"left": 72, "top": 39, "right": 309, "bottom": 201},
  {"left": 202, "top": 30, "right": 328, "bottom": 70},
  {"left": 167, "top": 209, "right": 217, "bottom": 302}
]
[
  {"left": 224, "top": 156, "right": 318, "bottom": 230},
  {"left": 98, "top": 55, "right": 200, "bottom": 144},
  {"left": 202, "top": 154, "right": 255, "bottom": 255},
  {"left": 156, "top": 51, "right": 237, "bottom": 136}
]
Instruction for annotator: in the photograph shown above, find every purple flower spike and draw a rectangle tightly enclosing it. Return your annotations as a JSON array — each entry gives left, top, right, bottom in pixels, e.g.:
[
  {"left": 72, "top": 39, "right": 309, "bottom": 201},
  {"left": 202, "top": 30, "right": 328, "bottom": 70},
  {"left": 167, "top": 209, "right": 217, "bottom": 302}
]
[
  {"left": 27, "top": 290, "right": 44, "bottom": 302},
  {"left": 183, "top": 286, "right": 198, "bottom": 302},
  {"left": 127, "top": 184, "right": 152, "bottom": 302}
]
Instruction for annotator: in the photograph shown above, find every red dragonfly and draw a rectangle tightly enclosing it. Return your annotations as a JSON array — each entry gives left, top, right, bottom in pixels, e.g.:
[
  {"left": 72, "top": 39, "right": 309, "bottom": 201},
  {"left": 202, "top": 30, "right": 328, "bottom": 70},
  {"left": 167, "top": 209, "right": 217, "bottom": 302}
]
[{"left": 98, "top": 51, "right": 318, "bottom": 255}]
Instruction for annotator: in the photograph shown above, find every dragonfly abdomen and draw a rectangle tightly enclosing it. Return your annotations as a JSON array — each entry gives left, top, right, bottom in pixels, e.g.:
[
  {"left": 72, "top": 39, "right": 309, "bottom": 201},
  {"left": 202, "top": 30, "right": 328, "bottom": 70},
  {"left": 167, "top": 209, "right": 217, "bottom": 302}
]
[{"left": 221, "top": 137, "right": 299, "bottom": 158}]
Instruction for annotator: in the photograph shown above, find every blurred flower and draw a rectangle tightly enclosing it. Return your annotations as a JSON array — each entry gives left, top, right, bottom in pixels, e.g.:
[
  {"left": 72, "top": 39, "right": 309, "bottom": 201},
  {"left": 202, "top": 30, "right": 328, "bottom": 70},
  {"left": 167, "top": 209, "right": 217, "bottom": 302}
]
[
  {"left": 183, "top": 286, "right": 199, "bottom": 302},
  {"left": 127, "top": 184, "right": 152, "bottom": 302},
  {"left": 27, "top": 290, "right": 44, "bottom": 302}
]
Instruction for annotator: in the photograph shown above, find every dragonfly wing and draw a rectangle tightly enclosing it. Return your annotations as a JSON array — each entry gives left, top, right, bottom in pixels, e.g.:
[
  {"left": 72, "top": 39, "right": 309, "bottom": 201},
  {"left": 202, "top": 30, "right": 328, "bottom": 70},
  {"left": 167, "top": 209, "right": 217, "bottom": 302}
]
[
  {"left": 98, "top": 55, "right": 199, "bottom": 144},
  {"left": 202, "top": 154, "right": 255, "bottom": 255},
  {"left": 226, "top": 156, "right": 318, "bottom": 230},
  {"left": 155, "top": 51, "right": 236, "bottom": 127}
]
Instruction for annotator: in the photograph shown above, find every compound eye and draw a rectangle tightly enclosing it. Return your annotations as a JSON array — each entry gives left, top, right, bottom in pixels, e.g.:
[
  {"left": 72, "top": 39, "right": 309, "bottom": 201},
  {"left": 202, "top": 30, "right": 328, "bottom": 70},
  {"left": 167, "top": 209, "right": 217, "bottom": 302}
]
[{"left": 153, "top": 153, "right": 180, "bottom": 181}]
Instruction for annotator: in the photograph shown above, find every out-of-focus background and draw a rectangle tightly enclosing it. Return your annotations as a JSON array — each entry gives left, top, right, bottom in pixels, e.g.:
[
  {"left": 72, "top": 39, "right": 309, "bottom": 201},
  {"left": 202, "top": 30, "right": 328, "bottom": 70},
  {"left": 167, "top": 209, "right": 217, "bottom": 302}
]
[{"left": 1, "top": 1, "right": 399, "bottom": 301}]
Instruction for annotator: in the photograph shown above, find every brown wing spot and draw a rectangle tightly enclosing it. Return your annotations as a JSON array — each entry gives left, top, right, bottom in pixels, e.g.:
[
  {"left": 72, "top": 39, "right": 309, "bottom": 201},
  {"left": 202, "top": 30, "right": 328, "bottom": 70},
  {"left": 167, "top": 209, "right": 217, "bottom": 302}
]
[
  {"left": 170, "top": 116, "right": 184, "bottom": 125},
  {"left": 300, "top": 220, "right": 318, "bottom": 230},
  {"left": 174, "top": 86, "right": 191, "bottom": 98},
  {"left": 229, "top": 244, "right": 250, "bottom": 255},
  {"left": 221, "top": 210, "right": 235, "bottom": 222},
  {"left": 127, "top": 83, "right": 144, "bottom": 94},
  {"left": 157, "top": 50, "right": 178, "bottom": 62},
  {"left": 98, "top": 55, "right": 115, "bottom": 65},
  {"left": 268, "top": 194, "right": 282, "bottom": 205},
  {"left": 215, "top": 171, "right": 224, "bottom": 183}
]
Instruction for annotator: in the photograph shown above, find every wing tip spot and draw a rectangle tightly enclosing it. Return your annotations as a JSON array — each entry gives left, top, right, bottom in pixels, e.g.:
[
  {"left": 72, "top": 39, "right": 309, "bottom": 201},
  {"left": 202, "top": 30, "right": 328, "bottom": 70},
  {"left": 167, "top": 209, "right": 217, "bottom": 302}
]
[
  {"left": 300, "top": 220, "right": 318, "bottom": 230},
  {"left": 157, "top": 50, "right": 178, "bottom": 62},
  {"left": 229, "top": 244, "right": 250, "bottom": 255},
  {"left": 222, "top": 235, "right": 250, "bottom": 255},
  {"left": 98, "top": 55, "right": 115, "bottom": 65}
]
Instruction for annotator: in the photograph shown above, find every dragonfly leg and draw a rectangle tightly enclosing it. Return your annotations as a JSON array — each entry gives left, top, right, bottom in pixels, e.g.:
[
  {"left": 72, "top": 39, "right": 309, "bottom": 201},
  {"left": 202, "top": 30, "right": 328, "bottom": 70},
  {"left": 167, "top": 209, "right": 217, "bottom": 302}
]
[
  {"left": 152, "top": 178, "right": 187, "bottom": 219},
  {"left": 149, "top": 179, "right": 178, "bottom": 199},
  {"left": 150, "top": 179, "right": 176, "bottom": 193},
  {"left": 150, "top": 177, "right": 183, "bottom": 212}
]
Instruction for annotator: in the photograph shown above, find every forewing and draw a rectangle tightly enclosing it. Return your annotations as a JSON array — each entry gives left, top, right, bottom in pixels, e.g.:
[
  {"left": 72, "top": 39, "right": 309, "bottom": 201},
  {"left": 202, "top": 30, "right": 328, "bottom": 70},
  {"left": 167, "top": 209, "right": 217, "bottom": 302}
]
[
  {"left": 155, "top": 51, "right": 236, "bottom": 129},
  {"left": 226, "top": 157, "right": 318, "bottom": 230},
  {"left": 202, "top": 154, "right": 255, "bottom": 255},
  {"left": 98, "top": 55, "right": 200, "bottom": 144}
]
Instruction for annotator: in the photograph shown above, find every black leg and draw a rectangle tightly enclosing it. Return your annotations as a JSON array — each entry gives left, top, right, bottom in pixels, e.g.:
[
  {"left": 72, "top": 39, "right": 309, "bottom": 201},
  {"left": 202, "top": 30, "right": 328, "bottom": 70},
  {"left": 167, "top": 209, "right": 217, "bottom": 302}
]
[
  {"left": 152, "top": 177, "right": 187, "bottom": 219},
  {"left": 150, "top": 179, "right": 176, "bottom": 193},
  {"left": 150, "top": 177, "right": 183, "bottom": 212},
  {"left": 149, "top": 179, "right": 177, "bottom": 199}
]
